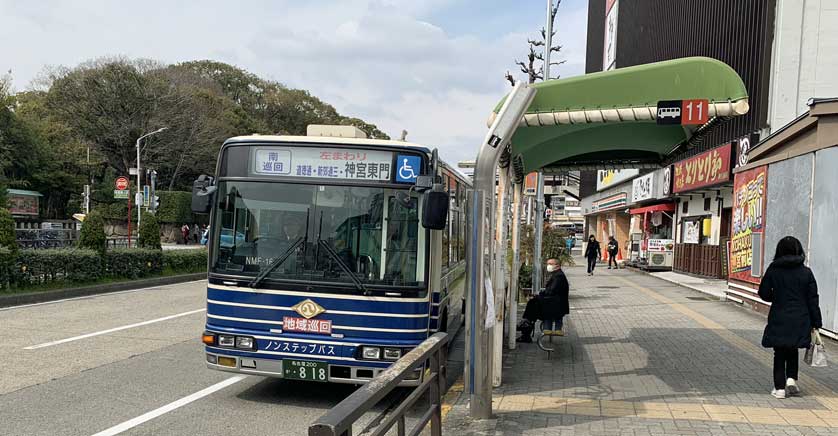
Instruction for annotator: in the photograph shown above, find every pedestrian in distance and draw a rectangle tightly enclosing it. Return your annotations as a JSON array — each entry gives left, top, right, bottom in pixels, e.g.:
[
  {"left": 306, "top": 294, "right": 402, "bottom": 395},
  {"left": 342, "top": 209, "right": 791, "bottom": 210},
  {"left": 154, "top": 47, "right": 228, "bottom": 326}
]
[
  {"left": 584, "top": 235, "right": 600, "bottom": 276},
  {"left": 607, "top": 236, "right": 619, "bottom": 269},
  {"left": 518, "top": 258, "right": 570, "bottom": 342},
  {"left": 181, "top": 224, "right": 190, "bottom": 244},
  {"left": 758, "top": 236, "right": 823, "bottom": 399}
]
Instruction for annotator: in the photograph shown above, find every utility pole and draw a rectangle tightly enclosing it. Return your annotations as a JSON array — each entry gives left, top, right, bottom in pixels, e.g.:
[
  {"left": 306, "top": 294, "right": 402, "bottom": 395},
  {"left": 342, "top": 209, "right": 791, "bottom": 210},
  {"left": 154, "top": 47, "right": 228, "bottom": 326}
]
[
  {"left": 135, "top": 128, "right": 167, "bottom": 230},
  {"left": 532, "top": 0, "right": 554, "bottom": 296}
]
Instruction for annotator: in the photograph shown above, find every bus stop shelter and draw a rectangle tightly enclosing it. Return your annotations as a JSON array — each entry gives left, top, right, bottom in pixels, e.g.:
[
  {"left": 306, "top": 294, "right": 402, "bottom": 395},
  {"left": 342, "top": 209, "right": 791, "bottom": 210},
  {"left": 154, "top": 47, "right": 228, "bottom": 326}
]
[{"left": 465, "top": 57, "right": 750, "bottom": 418}]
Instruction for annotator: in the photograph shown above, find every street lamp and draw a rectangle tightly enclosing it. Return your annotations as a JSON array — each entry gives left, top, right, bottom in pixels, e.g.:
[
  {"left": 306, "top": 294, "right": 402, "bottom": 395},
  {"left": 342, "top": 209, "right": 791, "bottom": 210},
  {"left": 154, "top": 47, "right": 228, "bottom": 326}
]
[{"left": 135, "top": 127, "right": 167, "bottom": 231}]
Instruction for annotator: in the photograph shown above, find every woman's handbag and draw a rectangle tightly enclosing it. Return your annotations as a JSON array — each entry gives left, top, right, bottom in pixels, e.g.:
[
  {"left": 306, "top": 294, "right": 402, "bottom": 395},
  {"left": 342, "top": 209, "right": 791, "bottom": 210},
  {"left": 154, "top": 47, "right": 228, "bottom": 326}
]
[{"left": 804, "top": 329, "right": 828, "bottom": 367}]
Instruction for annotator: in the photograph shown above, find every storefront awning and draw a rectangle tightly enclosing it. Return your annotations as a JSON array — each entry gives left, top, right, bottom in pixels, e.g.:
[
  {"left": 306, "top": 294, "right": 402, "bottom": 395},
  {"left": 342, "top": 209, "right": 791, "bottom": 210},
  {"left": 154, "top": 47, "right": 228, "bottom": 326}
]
[
  {"left": 488, "top": 57, "right": 750, "bottom": 173},
  {"left": 630, "top": 203, "right": 676, "bottom": 215}
]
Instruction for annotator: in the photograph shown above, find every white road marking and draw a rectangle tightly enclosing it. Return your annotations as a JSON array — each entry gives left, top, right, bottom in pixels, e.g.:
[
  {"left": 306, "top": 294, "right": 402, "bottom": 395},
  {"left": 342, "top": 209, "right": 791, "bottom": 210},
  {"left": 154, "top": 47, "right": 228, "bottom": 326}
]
[
  {"left": 23, "top": 308, "right": 206, "bottom": 349},
  {"left": 0, "top": 280, "right": 206, "bottom": 312},
  {"left": 89, "top": 375, "right": 247, "bottom": 436}
]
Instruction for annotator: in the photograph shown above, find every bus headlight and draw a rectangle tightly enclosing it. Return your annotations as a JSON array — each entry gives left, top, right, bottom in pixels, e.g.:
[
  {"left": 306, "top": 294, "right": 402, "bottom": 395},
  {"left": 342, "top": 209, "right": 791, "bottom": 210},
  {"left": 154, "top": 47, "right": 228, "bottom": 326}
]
[
  {"left": 361, "top": 346, "right": 381, "bottom": 360},
  {"left": 218, "top": 335, "right": 236, "bottom": 347},
  {"left": 383, "top": 348, "right": 402, "bottom": 360},
  {"left": 235, "top": 336, "right": 255, "bottom": 350}
]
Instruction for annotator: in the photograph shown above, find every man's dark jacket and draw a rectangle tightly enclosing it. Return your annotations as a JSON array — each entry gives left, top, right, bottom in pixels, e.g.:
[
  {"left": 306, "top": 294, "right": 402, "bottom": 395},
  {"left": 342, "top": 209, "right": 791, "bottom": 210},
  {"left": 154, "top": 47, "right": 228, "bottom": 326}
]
[{"left": 540, "top": 269, "right": 570, "bottom": 320}]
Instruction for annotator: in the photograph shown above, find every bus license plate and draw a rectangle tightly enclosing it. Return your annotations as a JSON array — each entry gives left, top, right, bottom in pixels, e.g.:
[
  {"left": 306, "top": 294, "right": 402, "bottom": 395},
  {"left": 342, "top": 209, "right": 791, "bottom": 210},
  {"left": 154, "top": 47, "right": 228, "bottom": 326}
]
[{"left": 284, "top": 359, "right": 328, "bottom": 382}]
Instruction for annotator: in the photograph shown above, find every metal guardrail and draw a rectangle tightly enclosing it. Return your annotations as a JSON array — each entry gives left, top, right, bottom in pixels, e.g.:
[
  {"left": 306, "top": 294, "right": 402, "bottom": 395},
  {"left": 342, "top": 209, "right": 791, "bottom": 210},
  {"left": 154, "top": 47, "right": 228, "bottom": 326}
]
[
  {"left": 16, "top": 229, "right": 79, "bottom": 249},
  {"left": 106, "top": 238, "right": 132, "bottom": 248},
  {"left": 308, "top": 332, "right": 449, "bottom": 436}
]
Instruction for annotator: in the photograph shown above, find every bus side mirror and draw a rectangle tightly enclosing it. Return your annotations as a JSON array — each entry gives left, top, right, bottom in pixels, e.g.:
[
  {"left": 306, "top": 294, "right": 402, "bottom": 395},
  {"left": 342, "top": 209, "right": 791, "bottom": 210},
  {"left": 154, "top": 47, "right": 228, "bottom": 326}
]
[
  {"left": 191, "top": 175, "right": 217, "bottom": 214},
  {"left": 421, "top": 186, "right": 448, "bottom": 230}
]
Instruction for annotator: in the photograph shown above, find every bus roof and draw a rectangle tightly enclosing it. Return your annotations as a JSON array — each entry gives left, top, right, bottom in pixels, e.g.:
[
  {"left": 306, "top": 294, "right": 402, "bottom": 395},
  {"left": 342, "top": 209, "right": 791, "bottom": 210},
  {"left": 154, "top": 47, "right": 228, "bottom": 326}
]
[{"left": 224, "top": 134, "right": 432, "bottom": 154}]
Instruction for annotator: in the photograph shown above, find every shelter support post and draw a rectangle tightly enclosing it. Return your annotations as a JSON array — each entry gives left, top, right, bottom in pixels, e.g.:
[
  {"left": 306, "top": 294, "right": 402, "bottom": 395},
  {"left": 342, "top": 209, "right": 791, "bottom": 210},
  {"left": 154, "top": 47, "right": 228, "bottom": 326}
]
[
  {"left": 532, "top": 172, "right": 545, "bottom": 293},
  {"left": 492, "top": 164, "right": 510, "bottom": 387},
  {"left": 507, "top": 182, "right": 523, "bottom": 350},
  {"left": 465, "top": 82, "right": 536, "bottom": 419}
]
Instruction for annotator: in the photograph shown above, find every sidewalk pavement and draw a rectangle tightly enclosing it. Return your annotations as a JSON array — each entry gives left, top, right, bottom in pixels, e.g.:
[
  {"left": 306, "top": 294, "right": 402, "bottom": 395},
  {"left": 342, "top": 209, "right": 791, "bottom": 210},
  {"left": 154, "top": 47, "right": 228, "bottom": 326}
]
[
  {"left": 649, "top": 270, "right": 728, "bottom": 300},
  {"left": 443, "top": 262, "right": 838, "bottom": 435}
]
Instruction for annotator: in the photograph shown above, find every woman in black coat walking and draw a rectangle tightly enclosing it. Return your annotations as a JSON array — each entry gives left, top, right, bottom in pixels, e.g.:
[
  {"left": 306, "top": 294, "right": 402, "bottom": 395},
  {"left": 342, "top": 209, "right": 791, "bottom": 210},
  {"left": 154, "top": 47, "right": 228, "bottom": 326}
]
[
  {"left": 584, "top": 235, "right": 601, "bottom": 276},
  {"left": 758, "top": 236, "right": 823, "bottom": 399}
]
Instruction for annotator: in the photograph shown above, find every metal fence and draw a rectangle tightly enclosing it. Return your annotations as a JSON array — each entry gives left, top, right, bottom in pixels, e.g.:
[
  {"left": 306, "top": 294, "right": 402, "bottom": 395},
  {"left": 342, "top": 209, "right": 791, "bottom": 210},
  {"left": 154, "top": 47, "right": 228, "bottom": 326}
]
[
  {"left": 106, "top": 238, "right": 132, "bottom": 249},
  {"left": 308, "top": 332, "right": 449, "bottom": 436},
  {"left": 15, "top": 229, "right": 79, "bottom": 249}
]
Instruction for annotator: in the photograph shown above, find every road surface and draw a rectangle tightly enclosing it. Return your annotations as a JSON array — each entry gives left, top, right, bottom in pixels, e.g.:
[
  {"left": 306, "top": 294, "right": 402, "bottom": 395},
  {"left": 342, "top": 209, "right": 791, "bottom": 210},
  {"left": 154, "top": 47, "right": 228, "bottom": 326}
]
[{"left": 0, "top": 281, "right": 464, "bottom": 436}]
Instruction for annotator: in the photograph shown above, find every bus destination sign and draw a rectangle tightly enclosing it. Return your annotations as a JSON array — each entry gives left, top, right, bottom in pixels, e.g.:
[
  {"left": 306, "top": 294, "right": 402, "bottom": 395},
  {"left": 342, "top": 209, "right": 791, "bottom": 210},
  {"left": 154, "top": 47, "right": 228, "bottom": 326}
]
[{"left": 252, "top": 146, "right": 394, "bottom": 181}]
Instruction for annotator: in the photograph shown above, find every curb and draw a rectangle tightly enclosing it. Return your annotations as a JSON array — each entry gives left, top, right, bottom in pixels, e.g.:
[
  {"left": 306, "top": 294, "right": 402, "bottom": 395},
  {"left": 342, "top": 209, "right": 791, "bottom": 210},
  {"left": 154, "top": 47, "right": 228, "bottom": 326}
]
[
  {"left": 624, "top": 266, "right": 726, "bottom": 300},
  {"left": 0, "top": 273, "right": 206, "bottom": 308}
]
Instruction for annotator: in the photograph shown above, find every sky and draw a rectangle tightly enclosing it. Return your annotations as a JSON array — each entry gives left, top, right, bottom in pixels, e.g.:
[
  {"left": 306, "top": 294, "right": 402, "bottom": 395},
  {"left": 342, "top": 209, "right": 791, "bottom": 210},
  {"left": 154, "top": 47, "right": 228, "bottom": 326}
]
[{"left": 0, "top": 0, "right": 588, "bottom": 166}]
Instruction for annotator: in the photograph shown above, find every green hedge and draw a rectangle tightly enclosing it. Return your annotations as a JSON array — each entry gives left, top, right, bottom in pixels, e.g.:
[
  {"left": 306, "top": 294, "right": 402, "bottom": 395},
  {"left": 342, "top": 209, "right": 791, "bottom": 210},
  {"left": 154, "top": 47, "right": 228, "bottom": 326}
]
[
  {"left": 17, "top": 249, "right": 102, "bottom": 285},
  {"left": 163, "top": 249, "right": 207, "bottom": 273},
  {"left": 0, "top": 247, "right": 15, "bottom": 288},
  {"left": 105, "top": 248, "right": 163, "bottom": 279},
  {"left": 0, "top": 247, "right": 207, "bottom": 291}
]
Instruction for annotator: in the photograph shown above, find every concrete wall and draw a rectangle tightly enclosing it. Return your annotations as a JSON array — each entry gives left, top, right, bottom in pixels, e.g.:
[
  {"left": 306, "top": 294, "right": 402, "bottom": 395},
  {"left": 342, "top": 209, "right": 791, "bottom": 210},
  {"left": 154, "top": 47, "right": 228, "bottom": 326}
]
[
  {"left": 764, "top": 155, "right": 813, "bottom": 273},
  {"left": 768, "top": 0, "right": 838, "bottom": 132},
  {"left": 809, "top": 148, "right": 838, "bottom": 332}
]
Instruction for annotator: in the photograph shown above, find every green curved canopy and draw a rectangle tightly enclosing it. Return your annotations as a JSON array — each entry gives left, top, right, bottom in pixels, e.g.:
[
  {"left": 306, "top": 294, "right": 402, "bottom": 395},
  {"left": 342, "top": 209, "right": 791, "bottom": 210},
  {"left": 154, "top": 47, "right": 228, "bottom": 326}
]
[{"left": 491, "top": 57, "right": 749, "bottom": 172}]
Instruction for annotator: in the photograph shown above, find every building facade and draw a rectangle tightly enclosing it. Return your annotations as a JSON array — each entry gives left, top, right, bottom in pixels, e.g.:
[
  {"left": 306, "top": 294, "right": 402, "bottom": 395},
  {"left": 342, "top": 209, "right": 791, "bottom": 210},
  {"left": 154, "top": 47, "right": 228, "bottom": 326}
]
[
  {"left": 581, "top": 0, "right": 778, "bottom": 277},
  {"left": 727, "top": 100, "right": 838, "bottom": 334}
]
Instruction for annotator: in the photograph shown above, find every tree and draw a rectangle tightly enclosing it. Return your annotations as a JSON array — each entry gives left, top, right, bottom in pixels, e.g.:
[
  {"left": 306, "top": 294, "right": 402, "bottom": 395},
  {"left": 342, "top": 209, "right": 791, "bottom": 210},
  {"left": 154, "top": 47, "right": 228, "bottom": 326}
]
[
  {"left": 506, "top": 1, "right": 566, "bottom": 86},
  {"left": 45, "top": 57, "right": 166, "bottom": 176},
  {"left": 138, "top": 211, "right": 161, "bottom": 250},
  {"left": 78, "top": 210, "right": 107, "bottom": 254},
  {"left": 0, "top": 208, "right": 17, "bottom": 254}
]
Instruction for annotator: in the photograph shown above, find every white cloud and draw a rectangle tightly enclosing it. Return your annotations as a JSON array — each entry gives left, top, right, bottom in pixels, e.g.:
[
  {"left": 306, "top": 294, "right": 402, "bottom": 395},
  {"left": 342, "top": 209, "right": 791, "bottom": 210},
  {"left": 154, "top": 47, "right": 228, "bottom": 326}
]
[{"left": 0, "top": 0, "right": 588, "bottom": 165}]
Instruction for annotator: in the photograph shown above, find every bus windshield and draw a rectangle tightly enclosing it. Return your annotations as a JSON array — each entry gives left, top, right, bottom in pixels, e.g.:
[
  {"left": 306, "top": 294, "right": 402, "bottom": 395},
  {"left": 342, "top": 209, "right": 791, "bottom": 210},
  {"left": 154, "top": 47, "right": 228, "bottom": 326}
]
[{"left": 210, "top": 181, "right": 426, "bottom": 289}]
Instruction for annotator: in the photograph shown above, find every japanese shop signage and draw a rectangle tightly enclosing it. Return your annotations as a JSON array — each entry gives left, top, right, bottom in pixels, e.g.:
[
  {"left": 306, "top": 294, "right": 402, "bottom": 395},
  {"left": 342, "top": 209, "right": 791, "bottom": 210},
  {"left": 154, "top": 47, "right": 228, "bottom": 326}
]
[
  {"left": 672, "top": 143, "right": 732, "bottom": 193},
  {"left": 631, "top": 173, "right": 654, "bottom": 202},
  {"left": 524, "top": 172, "right": 538, "bottom": 195},
  {"left": 251, "top": 147, "right": 394, "bottom": 181},
  {"left": 592, "top": 193, "right": 627, "bottom": 212},
  {"left": 729, "top": 166, "right": 767, "bottom": 284},
  {"left": 282, "top": 316, "right": 333, "bottom": 335},
  {"left": 647, "top": 239, "right": 674, "bottom": 253},
  {"left": 597, "top": 169, "right": 639, "bottom": 191}
]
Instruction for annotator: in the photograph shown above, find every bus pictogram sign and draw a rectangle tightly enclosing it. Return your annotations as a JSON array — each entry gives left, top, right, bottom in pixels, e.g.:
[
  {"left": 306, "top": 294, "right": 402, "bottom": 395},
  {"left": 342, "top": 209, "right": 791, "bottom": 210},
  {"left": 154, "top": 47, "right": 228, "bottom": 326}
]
[{"left": 656, "top": 99, "right": 709, "bottom": 126}]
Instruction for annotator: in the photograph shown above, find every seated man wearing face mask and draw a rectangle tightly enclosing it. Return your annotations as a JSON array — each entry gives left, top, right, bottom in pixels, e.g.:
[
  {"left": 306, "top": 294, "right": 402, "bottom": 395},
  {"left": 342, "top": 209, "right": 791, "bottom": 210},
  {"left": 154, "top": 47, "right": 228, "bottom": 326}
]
[{"left": 518, "top": 258, "right": 570, "bottom": 342}]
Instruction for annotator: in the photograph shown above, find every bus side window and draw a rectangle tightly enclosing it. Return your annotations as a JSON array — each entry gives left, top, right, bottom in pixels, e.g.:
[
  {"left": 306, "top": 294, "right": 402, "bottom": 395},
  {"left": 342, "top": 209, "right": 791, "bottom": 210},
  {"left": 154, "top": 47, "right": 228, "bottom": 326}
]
[{"left": 442, "top": 174, "right": 450, "bottom": 268}]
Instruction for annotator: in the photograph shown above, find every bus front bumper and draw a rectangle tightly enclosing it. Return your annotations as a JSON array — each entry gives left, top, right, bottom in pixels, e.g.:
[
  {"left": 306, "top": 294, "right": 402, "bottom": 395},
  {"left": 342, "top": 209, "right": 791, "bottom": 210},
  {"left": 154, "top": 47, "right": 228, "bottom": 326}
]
[{"left": 205, "top": 351, "right": 423, "bottom": 386}]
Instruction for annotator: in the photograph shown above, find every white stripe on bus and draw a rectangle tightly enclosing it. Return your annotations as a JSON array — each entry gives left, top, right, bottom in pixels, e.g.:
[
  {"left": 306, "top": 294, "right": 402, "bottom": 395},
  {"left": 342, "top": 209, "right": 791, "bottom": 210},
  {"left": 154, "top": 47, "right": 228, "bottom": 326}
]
[
  {"left": 206, "top": 314, "right": 428, "bottom": 333},
  {"left": 210, "top": 284, "right": 430, "bottom": 303},
  {"left": 207, "top": 299, "right": 428, "bottom": 318}
]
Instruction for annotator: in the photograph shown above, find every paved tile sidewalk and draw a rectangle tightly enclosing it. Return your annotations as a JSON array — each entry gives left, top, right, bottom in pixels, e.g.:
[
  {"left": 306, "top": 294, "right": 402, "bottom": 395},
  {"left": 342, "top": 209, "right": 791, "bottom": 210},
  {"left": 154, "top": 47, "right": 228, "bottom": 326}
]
[{"left": 443, "top": 262, "right": 838, "bottom": 435}]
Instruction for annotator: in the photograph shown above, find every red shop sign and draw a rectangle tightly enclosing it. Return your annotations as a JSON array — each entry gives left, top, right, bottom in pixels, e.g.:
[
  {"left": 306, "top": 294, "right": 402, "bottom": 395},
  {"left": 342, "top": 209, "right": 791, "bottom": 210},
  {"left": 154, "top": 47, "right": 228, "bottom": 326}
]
[{"left": 672, "top": 143, "right": 732, "bottom": 193}]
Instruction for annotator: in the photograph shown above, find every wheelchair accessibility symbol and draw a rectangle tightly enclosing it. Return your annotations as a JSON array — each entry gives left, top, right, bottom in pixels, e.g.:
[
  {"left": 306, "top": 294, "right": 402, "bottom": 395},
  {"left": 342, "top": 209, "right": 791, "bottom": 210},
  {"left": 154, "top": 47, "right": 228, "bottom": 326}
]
[{"left": 395, "top": 155, "right": 421, "bottom": 183}]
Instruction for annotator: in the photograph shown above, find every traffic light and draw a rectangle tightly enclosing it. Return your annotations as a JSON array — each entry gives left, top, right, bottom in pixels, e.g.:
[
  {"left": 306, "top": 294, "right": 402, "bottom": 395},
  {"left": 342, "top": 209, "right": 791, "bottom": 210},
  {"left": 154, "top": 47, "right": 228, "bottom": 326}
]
[{"left": 151, "top": 195, "right": 160, "bottom": 212}]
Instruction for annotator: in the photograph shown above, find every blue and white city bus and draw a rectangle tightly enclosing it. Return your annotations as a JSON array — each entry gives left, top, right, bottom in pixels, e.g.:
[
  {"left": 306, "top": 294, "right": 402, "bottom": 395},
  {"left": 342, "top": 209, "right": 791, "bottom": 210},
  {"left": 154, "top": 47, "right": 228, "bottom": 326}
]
[{"left": 192, "top": 125, "right": 469, "bottom": 385}]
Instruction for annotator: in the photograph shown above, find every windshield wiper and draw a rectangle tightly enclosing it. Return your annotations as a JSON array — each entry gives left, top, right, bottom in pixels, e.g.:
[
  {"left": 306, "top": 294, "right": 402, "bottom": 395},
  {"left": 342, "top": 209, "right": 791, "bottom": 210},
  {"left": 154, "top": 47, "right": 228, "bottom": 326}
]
[
  {"left": 248, "top": 237, "right": 304, "bottom": 288},
  {"left": 317, "top": 239, "right": 371, "bottom": 296}
]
